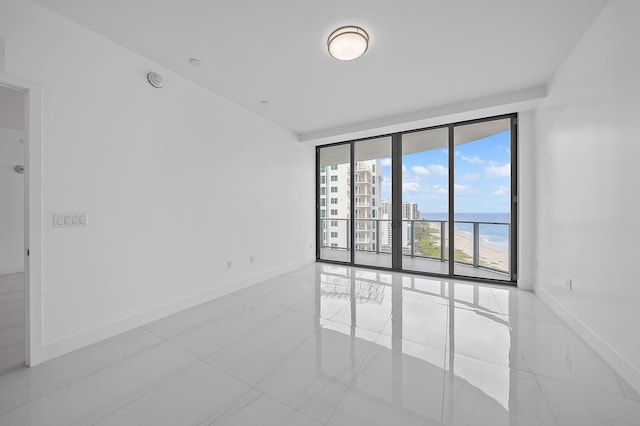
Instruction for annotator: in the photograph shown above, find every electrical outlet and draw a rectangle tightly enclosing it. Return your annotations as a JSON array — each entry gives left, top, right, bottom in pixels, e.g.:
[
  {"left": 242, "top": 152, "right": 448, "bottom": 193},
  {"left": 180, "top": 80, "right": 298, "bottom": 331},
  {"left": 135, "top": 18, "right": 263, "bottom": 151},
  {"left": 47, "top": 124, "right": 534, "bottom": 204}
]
[
  {"left": 227, "top": 261, "right": 232, "bottom": 269},
  {"left": 250, "top": 255, "right": 254, "bottom": 263},
  {"left": 565, "top": 278, "right": 573, "bottom": 290}
]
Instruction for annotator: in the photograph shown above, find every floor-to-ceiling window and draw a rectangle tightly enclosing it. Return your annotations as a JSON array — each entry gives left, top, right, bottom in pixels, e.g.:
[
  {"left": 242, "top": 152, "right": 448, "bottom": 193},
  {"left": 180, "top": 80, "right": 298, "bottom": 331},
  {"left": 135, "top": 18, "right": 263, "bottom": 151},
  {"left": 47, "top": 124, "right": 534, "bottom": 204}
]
[
  {"left": 317, "top": 114, "right": 517, "bottom": 283},
  {"left": 318, "top": 143, "right": 351, "bottom": 263},
  {"left": 353, "top": 136, "right": 392, "bottom": 268},
  {"left": 401, "top": 127, "right": 450, "bottom": 275},
  {"left": 453, "top": 118, "right": 515, "bottom": 280}
]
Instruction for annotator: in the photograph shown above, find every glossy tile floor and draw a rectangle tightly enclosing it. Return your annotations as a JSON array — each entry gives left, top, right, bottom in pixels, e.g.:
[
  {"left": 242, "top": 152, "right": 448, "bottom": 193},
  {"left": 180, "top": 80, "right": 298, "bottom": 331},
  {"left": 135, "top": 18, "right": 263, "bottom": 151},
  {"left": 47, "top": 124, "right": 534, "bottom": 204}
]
[{"left": 1, "top": 263, "right": 639, "bottom": 425}]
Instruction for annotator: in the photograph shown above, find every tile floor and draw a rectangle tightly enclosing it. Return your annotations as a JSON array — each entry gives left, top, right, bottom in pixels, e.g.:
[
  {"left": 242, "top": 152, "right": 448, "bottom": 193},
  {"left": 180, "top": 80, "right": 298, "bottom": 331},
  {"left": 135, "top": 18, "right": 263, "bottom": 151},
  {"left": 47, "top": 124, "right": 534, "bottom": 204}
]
[{"left": 0, "top": 263, "right": 638, "bottom": 425}]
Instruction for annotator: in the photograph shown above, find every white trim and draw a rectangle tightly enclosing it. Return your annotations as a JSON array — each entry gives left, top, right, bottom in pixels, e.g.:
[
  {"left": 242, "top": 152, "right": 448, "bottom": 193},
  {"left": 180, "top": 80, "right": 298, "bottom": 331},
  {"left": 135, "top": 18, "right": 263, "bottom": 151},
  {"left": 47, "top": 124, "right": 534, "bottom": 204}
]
[
  {"left": 41, "top": 258, "right": 315, "bottom": 361},
  {"left": 536, "top": 287, "right": 640, "bottom": 395},
  {"left": 0, "top": 71, "right": 43, "bottom": 366}
]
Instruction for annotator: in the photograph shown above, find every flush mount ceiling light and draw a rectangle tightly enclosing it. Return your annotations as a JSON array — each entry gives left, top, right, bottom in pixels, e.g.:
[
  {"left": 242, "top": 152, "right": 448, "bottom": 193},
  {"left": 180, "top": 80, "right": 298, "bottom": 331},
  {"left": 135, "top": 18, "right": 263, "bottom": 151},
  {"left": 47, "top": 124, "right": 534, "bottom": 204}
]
[
  {"left": 327, "top": 26, "right": 369, "bottom": 61},
  {"left": 146, "top": 72, "right": 164, "bottom": 89}
]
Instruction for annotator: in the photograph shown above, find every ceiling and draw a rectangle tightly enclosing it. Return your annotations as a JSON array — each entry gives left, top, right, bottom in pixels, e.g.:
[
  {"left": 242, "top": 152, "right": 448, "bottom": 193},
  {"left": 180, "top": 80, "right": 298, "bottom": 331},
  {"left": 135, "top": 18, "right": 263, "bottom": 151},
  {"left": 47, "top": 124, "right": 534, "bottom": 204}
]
[{"left": 33, "top": 0, "right": 608, "bottom": 138}]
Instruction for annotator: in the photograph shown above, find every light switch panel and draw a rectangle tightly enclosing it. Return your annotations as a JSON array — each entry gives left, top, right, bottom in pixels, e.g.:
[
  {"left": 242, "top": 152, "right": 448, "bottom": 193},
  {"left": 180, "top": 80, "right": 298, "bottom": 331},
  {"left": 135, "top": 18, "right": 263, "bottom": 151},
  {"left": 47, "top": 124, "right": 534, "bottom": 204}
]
[{"left": 53, "top": 213, "right": 88, "bottom": 228}]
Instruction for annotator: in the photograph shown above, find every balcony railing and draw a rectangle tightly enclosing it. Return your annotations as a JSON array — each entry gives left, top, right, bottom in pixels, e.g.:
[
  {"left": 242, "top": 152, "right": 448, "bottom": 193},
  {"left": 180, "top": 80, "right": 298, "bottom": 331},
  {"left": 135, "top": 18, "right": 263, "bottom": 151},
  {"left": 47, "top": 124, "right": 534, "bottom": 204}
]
[{"left": 319, "top": 218, "right": 510, "bottom": 274}]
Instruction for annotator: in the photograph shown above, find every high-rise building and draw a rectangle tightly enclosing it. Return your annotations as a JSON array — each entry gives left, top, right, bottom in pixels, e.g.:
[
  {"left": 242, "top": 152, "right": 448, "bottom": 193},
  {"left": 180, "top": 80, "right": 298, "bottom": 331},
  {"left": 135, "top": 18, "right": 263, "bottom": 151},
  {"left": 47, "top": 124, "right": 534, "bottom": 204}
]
[
  {"left": 353, "top": 161, "right": 382, "bottom": 252},
  {"left": 319, "top": 160, "right": 381, "bottom": 253},
  {"left": 379, "top": 201, "right": 420, "bottom": 251},
  {"left": 403, "top": 202, "right": 420, "bottom": 221}
]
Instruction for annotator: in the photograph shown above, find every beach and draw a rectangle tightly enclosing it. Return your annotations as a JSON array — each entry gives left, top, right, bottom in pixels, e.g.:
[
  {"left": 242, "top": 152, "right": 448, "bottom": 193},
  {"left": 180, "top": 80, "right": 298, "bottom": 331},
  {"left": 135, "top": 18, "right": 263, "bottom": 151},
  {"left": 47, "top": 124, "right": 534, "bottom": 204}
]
[{"left": 428, "top": 223, "right": 509, "bottom": 272}]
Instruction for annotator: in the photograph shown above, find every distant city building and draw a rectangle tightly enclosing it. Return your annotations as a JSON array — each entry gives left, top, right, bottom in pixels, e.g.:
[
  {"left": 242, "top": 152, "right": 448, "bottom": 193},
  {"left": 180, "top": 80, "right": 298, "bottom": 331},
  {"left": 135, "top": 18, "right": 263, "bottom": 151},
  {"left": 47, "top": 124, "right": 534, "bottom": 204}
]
[
  {"left": 403, "top": 202, "right": 420, "bottom": 221},
  {"left": 380, "top": 201, "right": 420, "bottom": 251}
]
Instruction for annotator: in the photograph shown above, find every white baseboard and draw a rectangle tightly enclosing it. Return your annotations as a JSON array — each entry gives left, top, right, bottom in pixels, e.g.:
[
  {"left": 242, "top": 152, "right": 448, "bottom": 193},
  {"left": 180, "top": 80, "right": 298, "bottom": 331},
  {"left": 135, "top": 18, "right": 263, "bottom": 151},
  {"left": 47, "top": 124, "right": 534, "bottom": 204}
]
[
  {"left": 535, "top": 287, "right": 640, "bottom": 395},
  {"left": 41, "top": 258, "right": 315, "bottom": 362},
  {"left": 517, "top": 278, "right": 534, "bottom": 291}
]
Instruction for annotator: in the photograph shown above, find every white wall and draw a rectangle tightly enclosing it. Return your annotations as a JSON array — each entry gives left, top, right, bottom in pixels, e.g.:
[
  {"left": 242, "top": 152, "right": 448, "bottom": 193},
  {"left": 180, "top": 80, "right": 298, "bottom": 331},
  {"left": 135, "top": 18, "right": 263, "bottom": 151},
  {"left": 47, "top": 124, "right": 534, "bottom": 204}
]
[
  {"left": 535, "top": 0, "right": 640, "bottom": 391},
  {"left": 0, "top": 0, "right": 315, "bottom": 358},
  {"left": 517, "top": 110, "right": 535, "bottom": 291},
  {"left": 0, "top": 125, "right": 24, "bottom": 275}
]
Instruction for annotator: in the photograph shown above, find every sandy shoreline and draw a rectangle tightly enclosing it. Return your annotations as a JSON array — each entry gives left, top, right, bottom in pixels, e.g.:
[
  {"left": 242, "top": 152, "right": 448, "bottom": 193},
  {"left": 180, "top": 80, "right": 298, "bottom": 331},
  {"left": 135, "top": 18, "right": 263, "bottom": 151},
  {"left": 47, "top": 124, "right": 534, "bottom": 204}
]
[{"left": 429, "top": 224, "right": 509, "bottom": 272}]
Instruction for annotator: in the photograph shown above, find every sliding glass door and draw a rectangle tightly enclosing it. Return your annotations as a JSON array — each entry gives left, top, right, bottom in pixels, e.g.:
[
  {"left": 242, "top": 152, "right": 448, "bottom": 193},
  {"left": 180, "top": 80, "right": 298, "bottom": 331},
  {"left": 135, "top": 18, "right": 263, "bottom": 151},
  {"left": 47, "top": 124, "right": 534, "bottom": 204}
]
[
  {"left": 353, "top": 137, "right": 392, "bottom": 268},
  {"left": 316, "top": 114, "right": 517, "bottom": 283},
  {"left": 453, "top": 118, "right": 513, "bottom": 280},
  {"left": 401, "top": 127, "right": 450, "bottom": 275},
  {"left": 318, "top": 144, "right": 351, "bottom": 263}
]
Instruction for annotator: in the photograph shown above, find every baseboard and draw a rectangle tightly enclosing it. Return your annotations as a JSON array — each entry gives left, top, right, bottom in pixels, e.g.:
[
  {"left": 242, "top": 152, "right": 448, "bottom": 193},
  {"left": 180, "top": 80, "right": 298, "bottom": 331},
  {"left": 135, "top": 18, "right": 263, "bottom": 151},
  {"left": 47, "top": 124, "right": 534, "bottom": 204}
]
[
  {"left": 41, "top": 258, "right": 315, "bottom": 362},
  {"left": 516, "top": 278, "right": 534, "bottom": 291},
  {"left": 535, "top": 287, "right": 640, "bottom": 395}
]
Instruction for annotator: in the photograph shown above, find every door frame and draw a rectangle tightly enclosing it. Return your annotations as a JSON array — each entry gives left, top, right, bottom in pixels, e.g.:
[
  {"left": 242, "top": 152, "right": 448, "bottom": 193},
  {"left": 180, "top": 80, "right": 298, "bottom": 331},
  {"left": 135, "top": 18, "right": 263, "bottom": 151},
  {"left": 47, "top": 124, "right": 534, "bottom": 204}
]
[{"left": 1, "top": 71, "right": 43, "bottom": 366}]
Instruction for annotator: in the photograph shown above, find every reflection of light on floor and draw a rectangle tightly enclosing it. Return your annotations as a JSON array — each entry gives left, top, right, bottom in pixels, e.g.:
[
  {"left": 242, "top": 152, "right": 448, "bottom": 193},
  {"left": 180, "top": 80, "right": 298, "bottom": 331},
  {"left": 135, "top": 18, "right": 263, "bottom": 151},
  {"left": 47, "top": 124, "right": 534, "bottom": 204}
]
[
  {"left": 320, "top": 275, "right": 351, "bottom": 300},
  {"left": 320, "top": 273, "right": 391, "bottom": 305},
  {"left": 319, "top": 264, "right": 513, "bottom": 411},
  {"left": 492, "top": 286, "right": 511, "bottom": 316},
  {"left": 355, "top": 280, "right": 385, "bottom": 304},
  {"left": 452, "top": 355, "right": 510, "bottom": 411},
  {"left": 321, "top": 319, "right": 379, "bottom": 344}
]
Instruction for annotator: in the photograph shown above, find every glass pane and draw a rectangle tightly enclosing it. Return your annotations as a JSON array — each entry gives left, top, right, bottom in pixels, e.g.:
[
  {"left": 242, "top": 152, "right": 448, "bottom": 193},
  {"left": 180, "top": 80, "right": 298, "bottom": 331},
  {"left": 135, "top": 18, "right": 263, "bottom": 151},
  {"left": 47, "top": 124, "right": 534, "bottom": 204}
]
[
  {"left": 453, "top": 118, "right": 511, "bottom": 280},
  {"left": 318, "top": 144, "right": 351, "bottom": 263},
  {"left": 353, "top": 136, "right": 392, "bottom": 268},
  {"left": 401, "top": 127, "right": 449, "bottom": 274}
]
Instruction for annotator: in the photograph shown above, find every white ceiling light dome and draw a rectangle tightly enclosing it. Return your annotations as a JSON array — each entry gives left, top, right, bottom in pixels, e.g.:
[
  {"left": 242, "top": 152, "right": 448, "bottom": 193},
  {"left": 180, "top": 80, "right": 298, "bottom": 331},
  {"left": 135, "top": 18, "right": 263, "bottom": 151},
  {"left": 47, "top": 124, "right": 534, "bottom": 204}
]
[
  {"left": 327, "top": 26, "right": 369, "bottom": 61},
  {"left": 146, "top": 71, "right": 164, "bottom": 88}
]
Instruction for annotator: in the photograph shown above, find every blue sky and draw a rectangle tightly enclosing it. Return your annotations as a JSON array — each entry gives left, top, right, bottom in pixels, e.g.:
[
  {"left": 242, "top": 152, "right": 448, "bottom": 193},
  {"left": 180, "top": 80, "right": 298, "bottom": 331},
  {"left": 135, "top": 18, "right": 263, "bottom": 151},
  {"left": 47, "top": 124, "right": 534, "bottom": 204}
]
[{"left": 380, "top": 130, "right": 511, "bottom": 214}]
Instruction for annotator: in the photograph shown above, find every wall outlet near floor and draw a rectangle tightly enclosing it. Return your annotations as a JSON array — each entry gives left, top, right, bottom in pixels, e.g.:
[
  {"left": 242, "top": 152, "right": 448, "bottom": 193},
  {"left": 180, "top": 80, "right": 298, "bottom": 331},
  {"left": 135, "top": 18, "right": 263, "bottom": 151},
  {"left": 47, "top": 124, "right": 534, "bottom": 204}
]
[
  {"left": 565, "top": 278, "right": 573, "bottom": 290},
  {"left": 227, "top": 260, "right": 232, "bottom": 269},
  {"left": 250, "top": 255, "right": 254, "bottom": 264}
]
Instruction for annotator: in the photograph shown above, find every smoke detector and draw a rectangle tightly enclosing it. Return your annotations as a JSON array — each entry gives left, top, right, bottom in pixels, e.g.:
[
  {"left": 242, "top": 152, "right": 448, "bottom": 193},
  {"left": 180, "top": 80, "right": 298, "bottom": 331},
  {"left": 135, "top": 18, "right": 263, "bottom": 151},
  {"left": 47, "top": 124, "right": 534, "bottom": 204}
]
[{"left": 146, "top": 72, "right": 164, "bottom": 89}]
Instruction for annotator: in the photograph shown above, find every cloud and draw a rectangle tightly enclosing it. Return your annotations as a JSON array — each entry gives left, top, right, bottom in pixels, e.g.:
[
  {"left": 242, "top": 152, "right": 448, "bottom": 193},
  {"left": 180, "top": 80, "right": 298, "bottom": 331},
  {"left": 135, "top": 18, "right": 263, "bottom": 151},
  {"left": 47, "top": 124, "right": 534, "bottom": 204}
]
[
  {"left": 454, "top": 183, "right": 475, "bottom": 195},
  {"left": 462, "top": 155, "right": 485, "bottom": 164},
  {"left": 433, "top": 185, "right": 448, "bottom": 195},
  {"left": 429, "top": 164, "right": 448, "bottom": 176},
  {"left": 403, "top": 182, "right": 423, "bottom": 192},
  {"left": 379, "top": 158, "right": 392, "bottom": 166},
  {"left": 486, "top": 162, "right": 510, "bottom": 178},
  {"left": 412, "top": 166, "right": 430, "bottom": 176},
  {"left": 460, "top": 173, "right": 481, "bottom": 182},
  {"left": 493, "top": 186, "right": 509, "bottom": 195}
]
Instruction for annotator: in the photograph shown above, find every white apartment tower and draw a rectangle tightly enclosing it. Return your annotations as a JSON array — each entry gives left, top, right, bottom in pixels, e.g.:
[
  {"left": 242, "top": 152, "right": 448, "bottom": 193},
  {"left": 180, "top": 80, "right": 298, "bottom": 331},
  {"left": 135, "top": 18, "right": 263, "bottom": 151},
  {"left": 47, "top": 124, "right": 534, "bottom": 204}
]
[{"left": 319, "top": 160, "right": 381, "bottom": 253}]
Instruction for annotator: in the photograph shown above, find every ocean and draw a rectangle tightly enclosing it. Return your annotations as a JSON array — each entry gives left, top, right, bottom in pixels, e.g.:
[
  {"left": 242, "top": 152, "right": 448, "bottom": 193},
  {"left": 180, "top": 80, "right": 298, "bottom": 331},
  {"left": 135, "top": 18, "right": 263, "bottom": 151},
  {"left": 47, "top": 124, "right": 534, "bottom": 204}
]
[{"left": 420, "top": 212, "right": 511, "bottom": 246}]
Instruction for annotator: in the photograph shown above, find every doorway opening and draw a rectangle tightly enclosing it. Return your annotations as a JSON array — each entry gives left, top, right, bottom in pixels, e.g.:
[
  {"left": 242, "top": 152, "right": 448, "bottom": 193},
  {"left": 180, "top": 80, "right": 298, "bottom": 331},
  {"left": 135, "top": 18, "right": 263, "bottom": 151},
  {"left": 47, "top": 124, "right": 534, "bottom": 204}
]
[
  {"left": 0, "top": 83, "right": 26, "bottom": 373},
  {"left": 0, "top": 72, "right": 43, "bottom": 368}
]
